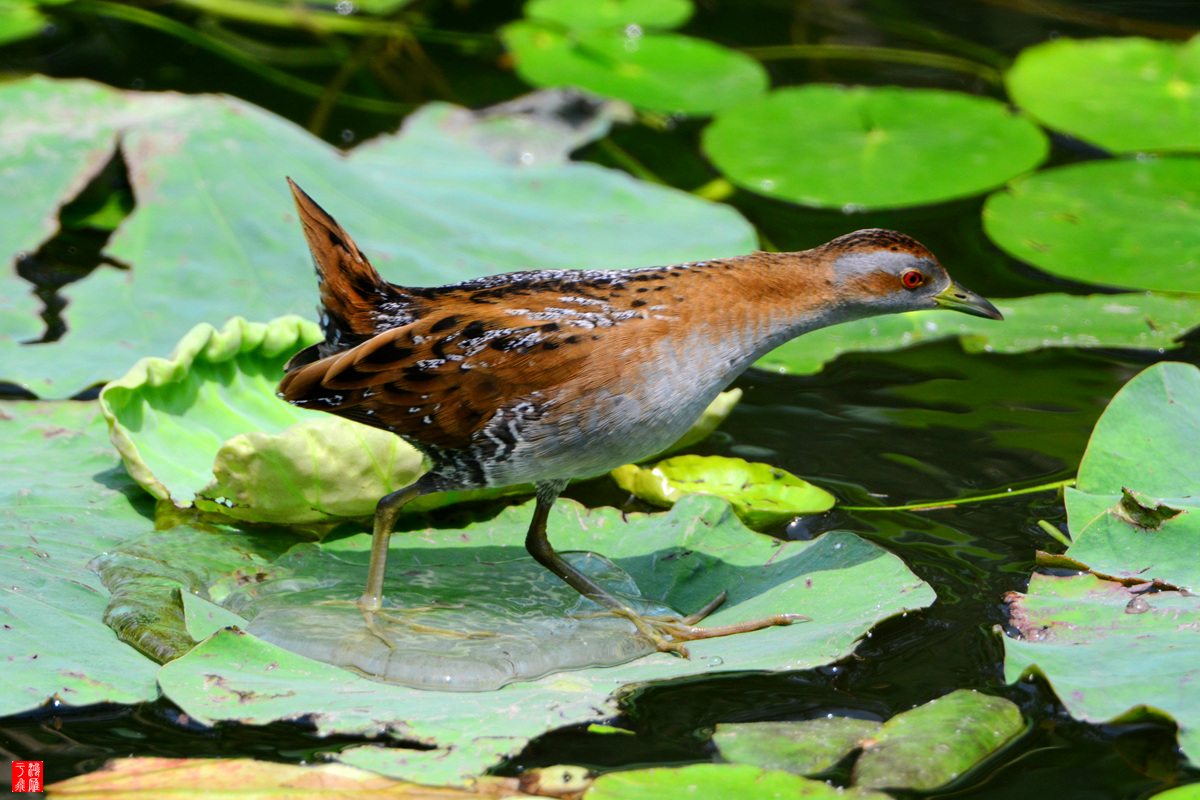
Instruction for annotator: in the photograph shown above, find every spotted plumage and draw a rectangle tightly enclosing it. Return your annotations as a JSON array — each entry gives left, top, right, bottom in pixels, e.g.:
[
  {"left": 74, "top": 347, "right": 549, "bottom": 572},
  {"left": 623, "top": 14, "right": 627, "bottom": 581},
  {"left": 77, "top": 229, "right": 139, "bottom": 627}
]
[{"left": 277, "top": 179, "right": 1001, "bottom": 656}]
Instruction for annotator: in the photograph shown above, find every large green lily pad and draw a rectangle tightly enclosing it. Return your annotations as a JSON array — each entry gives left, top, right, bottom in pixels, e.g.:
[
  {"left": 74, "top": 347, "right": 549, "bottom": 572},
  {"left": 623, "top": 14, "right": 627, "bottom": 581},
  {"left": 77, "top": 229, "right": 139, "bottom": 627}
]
[
  {"left": 1006, "top": 36, "right": 1200, "bottom": 154},
  {"left": 0, "top": 401, "right": 160, "bottom": 718},
  {"left": 714, "top": 690, "right": 1024, "bottom": 791},
  {"left": 143, "top": 494, "right": 933, "bottom": 783},
  {"left": 585, "top": 763, "right": 888, "bottom": 799},
  {"left": 99, "top": 316, "right": 742, "bottom": 524},
  {"left": 702, "top": 85, "right": 1048, "bottom": 210},
  {"left": 983, "top": 159, "right": 1200, "bottom": 293},
  {"left": 1003, "top": 362, "right": 1200, "bottom": 764},
  {"left": 500, "top": 22, "right": 768, "bottom": 115},
  {"left": 0, "top": 77, "right": 756, "bottom": 396},
  {"left": 525, "top": 0, "right": 693, "bottom": 30},
  {"left": 612, "top": 454, "right": 835, "bottom": 529},
  {"left": 755, "top": 292, "right": 1200, "bottom": 376}
]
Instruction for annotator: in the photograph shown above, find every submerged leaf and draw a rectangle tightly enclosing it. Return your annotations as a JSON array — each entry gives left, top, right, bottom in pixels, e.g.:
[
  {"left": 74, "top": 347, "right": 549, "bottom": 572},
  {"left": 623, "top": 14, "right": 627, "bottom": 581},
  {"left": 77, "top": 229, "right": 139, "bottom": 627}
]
[{"left": 612, "top": 454, "right": 835, "bottom": 528}]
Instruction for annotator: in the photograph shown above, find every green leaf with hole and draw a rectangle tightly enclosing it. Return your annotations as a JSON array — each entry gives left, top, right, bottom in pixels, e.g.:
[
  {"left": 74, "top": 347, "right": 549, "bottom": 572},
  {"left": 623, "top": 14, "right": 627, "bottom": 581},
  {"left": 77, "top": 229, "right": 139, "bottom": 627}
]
[
  {"left": 1007, "top": 36, "right": 1200, "bottom": 154},
  {"left": 0, "top": 77, "right": 755, "bottom": 396},
  {"left": 983, "top": 158, "right": 1200, "bottom": 293},
  {"left": 702, "top": 85, "right": 1048, "bottom": 210},
  {"left": 141, "top": 494, "right": 934, "bottom": 784},
  {"left": 1061, "top": 361, "right": 1200, "bottom": 590},
  {"left": 612, "top": 455, "right": 835, "bottom": 528},
  {"left": 0, "top": 401, "right": 160, "bottom": 718},
  {"left": 714, "top": 690, "right": 1024, "bottom": 791},
  {"left": 1004, "top": 362, "right": 1200, "bottom": 765},
  {"left": 756, "top": 292, "right": 1200, "bottom": 376},
  {"left": 526, "top": 0, "right": 693, "bottom": 30},
  {"left": 586, "top": 763, "right": 889, "bottom": 799},
  {"left": 500, "top": 22, "right": 767, "bottom": 115}
]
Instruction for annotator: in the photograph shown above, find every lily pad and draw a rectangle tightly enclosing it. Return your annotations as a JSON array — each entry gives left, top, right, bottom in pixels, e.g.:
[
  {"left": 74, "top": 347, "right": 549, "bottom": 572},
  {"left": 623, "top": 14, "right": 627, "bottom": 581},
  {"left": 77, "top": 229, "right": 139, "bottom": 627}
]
[
  {"left": 1003, "top": 363, "right": 1200, "bottom": 764},
  {"left": 702, "top": 85, "right": 1048, "bottom": 210},
  {"left": 1060, "top": 362, "right": 1200, "bottom": 589},
  {"left": 983, "top": 158, "right": 1200, "bottom": 293},
  {"left": 136, "top": 494, "right": 933, "bottom": 783},
  {"left": 0, "top": 401, "right": 160, "bottom": 718},
  {"left": 525, "top": 0, "right": 693, "bottom": 30},
  {"left": 714, "top": 690, "right": 1024, "bottom": 791},
  {"left": 755, "top": 292, "right": 1200, "bottom": 376},
  {"left": 1004, "top": 573, "right": 1200, "bottom": 763},
  {"left": 42, "top": 756, "right": 507, "bottom": 797},
  {"left": 585, "top": 763, "right": 888, "bottom": 799},
  {"left": 99, "top": 316, "right": 743, "bottom": 523},
  {"left": 500, "top": 22, "right": 768, "bottom": 115},
  {"left": 0, "top": 77, "right": 756, "bottom": 396},
  {"left": 612, "top": 454, "right": 835, "bottom": 528},
  {"left": 1006, "top": 36, "right": 1200, "bottom": 154}
]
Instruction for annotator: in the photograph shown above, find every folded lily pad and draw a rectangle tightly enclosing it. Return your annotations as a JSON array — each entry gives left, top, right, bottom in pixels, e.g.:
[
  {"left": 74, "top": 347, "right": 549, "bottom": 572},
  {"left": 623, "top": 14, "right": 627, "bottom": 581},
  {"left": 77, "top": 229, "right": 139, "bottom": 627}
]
[
  {"left": 138, "top": 493, "right": 933, "bottom": 783},
  {"left": 1006, "top": 36, "right": 1200, "bottom": 154},
  {"left": 714, "top": 690, "right": 1025, "bottom": 791},
  {"left": 702, "top": 85, "right": 1048, "bottom": 210},
  {"left": 983, "top": 159, "right": 1200, "bottom": 293},
  {"left": 1003, "top": 362, "right": 1200, "bottom": 764},
  {"left": 755, "top": 292, "right": 1200, "bottom": 376},
  {"left": 612, "top": 454, "right": 835, "bottom": 528}
]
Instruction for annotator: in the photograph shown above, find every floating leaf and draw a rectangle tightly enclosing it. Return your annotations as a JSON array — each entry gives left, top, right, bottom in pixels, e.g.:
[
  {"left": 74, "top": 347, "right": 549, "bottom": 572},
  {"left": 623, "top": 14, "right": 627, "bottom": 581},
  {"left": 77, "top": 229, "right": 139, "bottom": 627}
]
[
  {"left": 526, "top": 0, "right": 693, "bottom": 30},
  {"left": 586, "top": 763, "right": 889, "bottom": 799},
  {"left": 1007, "top": 36, "right": 1200, "bottom": 154},
  {"left": 983, "top": 159, "right": 1200, "bottom": 293},
  {"left": 43, "top": 756, "right": 512, "bottom": 797},
  {"left": 0, "top": 401, "right": 160, "bottom": 718},
  {"left": 703, "top": 85, "right": 1048, "bottom": 209},
  {"left": 0, "top": 78, "right": 756, "bottom": 396},
  {"left": 1060, "top": 362, "right": 1200, "bottom": 590},
  {"left": 755, "top": 292, "right": 1200, "bottom": 376},
  {"left": 142, "top": 494, "right": 933, "bottom": 783},
  {"left": 714, "top": 690, "right": 1024, "bottom": 791},
  {"left": 612, "top": 454, "right": 835, "bottom": 528},
  {"left": 1004, "top": 573, "right": 1200, "bottom": 763},
  {"left": 1004, "top": 362, "right": 1200, "bottom": 764},
  {"left": 500, "top": 22, "right": 768, "bottom": 115}
]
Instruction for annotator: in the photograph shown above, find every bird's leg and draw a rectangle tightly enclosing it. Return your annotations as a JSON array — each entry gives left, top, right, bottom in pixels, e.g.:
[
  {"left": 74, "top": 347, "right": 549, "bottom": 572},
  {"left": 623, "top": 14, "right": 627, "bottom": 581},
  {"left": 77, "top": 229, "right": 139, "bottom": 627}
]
[
  {"left": 525, "top": 481, "right": 807, "bottom": 657},
  {"left": 350, "top": 481, "right": 499, "bottom": 644}
]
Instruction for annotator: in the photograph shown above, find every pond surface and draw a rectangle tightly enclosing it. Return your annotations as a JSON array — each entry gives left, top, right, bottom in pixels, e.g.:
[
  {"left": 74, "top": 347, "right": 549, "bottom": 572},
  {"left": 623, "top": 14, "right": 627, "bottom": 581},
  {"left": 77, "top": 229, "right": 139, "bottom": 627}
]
[{"left": 2, "top": 0, "right": 1200, "bottom": 795}]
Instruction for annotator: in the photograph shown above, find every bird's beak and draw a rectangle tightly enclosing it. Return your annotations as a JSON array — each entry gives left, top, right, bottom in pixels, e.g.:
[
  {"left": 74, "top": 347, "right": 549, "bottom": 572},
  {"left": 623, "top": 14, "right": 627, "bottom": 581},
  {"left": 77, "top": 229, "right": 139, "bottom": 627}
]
[{"left": 934, "top": 282, "right": 1004, "bottom": 320}]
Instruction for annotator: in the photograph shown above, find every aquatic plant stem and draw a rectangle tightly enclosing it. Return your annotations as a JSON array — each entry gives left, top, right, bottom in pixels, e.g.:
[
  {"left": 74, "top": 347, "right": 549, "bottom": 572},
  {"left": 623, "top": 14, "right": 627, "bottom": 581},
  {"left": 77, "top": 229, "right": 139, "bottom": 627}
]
[
  {"left": 1037, "top": 519, "right": 1073, "bottom": 547},
  {"left": 741, "top": 44, "right": 1002, "bottom": 84},
  {"left": 74, "top": 0, "right": 412, "bottom": 114},
  {"left": 842, "top": 478, "right": 1076, "bottom": 512}
]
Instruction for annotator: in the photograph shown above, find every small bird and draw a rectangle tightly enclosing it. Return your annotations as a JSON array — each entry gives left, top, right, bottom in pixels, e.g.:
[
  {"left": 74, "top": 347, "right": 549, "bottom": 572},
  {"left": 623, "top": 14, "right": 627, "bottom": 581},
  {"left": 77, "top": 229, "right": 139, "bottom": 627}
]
[{"left": 277, "top": 179, "right": 1002, "bottom": 656}]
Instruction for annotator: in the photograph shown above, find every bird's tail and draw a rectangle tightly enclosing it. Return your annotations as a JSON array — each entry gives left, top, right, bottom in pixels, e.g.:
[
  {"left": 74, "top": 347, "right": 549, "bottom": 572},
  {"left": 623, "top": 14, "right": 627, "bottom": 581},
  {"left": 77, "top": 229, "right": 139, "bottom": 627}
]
[{"left": 285, "top": 178, "right": 418, "bottom": 367}]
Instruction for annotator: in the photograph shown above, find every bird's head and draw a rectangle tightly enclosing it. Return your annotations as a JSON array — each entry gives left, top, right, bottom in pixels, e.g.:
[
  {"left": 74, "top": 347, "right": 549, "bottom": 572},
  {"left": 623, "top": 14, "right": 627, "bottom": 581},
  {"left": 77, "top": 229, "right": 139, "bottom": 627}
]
[{"left": 819, "top": 229, "right": 1003, "bottom": 321}]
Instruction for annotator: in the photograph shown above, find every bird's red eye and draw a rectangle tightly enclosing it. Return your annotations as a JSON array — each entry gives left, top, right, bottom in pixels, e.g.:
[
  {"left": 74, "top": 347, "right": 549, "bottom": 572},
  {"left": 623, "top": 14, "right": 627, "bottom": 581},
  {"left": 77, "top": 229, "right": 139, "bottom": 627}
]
[{"left": 901, "top": 270, "right": 925, "bottom": 289}]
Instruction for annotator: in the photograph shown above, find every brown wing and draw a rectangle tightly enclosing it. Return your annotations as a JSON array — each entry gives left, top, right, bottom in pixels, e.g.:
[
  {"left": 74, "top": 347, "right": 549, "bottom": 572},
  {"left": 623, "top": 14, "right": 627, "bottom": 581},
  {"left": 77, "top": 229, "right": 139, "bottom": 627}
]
[
  {"left": 277, "top": 283, "right": 666, "bottom": 450},
  {"left": 287, "top": 178, "right": 425, "bottom": 351}
]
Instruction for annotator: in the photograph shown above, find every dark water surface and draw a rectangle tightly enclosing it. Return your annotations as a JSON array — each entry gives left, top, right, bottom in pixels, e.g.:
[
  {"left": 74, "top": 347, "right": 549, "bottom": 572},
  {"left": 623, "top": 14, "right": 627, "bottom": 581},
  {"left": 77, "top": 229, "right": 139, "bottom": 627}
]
[{"left": 3, "top": 0, "right": 1200, "bottom": 795}]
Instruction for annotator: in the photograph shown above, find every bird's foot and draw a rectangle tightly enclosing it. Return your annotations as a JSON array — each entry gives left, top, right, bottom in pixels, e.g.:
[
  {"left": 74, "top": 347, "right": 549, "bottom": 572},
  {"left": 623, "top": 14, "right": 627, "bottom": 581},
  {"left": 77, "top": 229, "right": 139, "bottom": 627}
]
[
  {"left": 315, "top": 597, "right": 498, "bottom": 648},
  {"left": 584, "top": 592, "right": 809, "bottom": 658}
]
